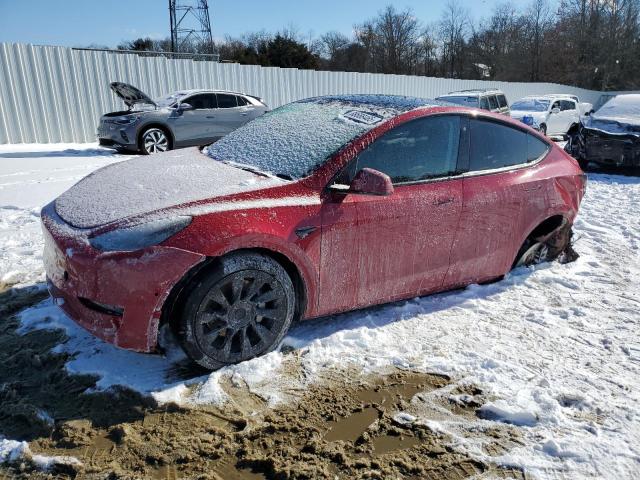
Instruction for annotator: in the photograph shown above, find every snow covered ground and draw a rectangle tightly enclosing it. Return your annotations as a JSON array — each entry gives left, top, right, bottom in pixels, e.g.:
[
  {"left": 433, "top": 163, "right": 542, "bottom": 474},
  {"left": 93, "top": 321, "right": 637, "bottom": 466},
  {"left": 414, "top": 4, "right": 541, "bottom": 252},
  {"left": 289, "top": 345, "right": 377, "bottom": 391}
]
[{"left": 1, "top": 143, "right": 640, "bottom": 478}]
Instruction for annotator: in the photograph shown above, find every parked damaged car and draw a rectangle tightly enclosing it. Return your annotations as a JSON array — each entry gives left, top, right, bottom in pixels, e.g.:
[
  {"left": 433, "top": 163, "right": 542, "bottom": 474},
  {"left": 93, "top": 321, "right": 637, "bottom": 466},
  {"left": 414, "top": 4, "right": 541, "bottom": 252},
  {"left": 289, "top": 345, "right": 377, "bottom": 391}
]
[
  {"left": 565, "top": 94, "right": 640, "bottom": 169},
  {"left": 98, "top": 82, "right": 269, "bottom": 154},
  {"left": 43, "top": 95, "right": 586, "bottom": 370}
]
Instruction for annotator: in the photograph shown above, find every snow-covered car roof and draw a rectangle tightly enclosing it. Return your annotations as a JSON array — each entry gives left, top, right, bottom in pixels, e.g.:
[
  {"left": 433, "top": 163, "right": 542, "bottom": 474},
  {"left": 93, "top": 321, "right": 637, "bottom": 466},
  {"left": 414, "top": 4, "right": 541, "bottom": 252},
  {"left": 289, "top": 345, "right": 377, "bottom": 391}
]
[
  {"left": 206, "top": 95, "right": 451, "bottom": 180},
  {"left": 440, "top": 89, "right": 503, "bottom": 97}
]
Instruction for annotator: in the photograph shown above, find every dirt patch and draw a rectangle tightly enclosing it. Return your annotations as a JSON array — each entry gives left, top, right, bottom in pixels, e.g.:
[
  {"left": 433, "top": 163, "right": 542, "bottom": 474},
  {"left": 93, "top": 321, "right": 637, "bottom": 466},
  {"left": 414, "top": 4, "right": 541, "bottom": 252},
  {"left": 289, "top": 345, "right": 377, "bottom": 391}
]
[{"left": 0, "top": 290, "right": 524, "bottom": 479}]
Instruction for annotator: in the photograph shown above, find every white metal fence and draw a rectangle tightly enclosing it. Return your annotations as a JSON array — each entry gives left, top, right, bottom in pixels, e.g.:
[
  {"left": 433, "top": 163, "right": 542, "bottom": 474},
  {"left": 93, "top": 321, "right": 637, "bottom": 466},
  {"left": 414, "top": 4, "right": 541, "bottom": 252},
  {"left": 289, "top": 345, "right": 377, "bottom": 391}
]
[{"left": 0, "top": 42, "right": 625, "bottom": 144}]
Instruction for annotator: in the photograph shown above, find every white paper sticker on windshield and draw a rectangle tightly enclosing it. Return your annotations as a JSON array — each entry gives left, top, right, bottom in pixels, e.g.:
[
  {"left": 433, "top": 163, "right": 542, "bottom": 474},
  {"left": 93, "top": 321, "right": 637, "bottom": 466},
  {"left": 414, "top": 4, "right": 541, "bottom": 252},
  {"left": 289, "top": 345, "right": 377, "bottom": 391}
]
[{"left": 341, "top": 110, "right": 385, "bottom": 125}]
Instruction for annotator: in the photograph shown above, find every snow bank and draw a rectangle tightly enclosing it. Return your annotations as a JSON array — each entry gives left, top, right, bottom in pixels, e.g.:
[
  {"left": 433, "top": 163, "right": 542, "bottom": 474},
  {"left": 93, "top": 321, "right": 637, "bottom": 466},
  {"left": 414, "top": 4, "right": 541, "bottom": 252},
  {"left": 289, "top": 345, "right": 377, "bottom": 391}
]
[{"left": 0, "top": 437, "right": 81, "bottom": 472}]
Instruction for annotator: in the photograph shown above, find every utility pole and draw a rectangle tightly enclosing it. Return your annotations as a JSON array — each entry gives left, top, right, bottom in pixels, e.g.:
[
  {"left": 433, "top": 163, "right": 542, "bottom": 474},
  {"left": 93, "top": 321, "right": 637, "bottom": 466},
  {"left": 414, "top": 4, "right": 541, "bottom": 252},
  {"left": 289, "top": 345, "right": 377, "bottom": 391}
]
[{"left": 169, "top": 0, "right": 214, "bottom": 53}]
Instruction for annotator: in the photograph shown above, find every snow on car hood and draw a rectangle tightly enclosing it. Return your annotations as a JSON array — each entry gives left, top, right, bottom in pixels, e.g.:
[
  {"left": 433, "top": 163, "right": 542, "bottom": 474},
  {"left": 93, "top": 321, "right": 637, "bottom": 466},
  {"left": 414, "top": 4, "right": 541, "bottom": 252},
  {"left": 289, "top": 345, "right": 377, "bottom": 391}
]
[
  {"left": 510, "top": 110, "right": 547, "bottom": 121},
  {"left": 55, "top": 148, "right": 283, "bottom": 229},
  {"left": 584, "top": 94, "right": 640, "bottom": 136}
]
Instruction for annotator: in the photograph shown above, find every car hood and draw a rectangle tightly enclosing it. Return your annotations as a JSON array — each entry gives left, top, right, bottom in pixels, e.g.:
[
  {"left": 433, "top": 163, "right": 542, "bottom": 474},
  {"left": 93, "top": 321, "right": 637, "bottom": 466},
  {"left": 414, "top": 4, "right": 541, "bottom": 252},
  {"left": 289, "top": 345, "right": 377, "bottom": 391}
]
[
  {"left": 584, "top": 114, "right": 640, "bottom": 137},
  {"left": 110, "top": 82, "right": 157, "bottom": 108},
  {"left": 55, "top": 148, "right": 284, "bottom": 229},
  {"left": 510, "top": 110, "right": 547, "bottom": 120}
]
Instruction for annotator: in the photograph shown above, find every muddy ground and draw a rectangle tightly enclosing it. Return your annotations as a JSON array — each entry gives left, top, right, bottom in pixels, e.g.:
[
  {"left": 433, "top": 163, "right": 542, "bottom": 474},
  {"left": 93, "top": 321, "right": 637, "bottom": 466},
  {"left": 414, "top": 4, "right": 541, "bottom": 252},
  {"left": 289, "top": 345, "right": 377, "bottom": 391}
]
[{"left": 0, "top": 287, "right": 526, "bottom": 480}]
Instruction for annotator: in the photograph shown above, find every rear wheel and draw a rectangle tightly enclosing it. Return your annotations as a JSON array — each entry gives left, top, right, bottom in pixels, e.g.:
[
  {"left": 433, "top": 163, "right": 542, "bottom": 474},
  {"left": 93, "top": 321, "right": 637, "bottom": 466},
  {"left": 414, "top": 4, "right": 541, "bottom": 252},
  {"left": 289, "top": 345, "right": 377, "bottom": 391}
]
[
  {"left": 178, "top": 253, "right": 295, "bottom": 370},
  {"left": 514, "top": 240, "right": 550, "bottom": 268},
  {"left": 140, "top": 127, "right": 170, "bottom": 155}
]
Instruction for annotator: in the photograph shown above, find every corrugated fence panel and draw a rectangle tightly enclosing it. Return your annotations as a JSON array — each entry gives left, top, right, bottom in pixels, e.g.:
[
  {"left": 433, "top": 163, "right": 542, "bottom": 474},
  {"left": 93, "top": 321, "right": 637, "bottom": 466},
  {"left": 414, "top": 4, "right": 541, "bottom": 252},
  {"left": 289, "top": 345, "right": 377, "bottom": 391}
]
[{"left": 0, "top": 42, "right": 638, "bottom": 144}]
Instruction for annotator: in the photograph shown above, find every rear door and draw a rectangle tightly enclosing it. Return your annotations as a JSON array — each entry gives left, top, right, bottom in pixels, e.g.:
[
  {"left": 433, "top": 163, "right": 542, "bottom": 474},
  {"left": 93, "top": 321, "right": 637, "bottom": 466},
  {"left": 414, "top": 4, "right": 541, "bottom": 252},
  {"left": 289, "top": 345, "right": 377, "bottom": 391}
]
[
  {"left": 445, "top": 118, "right": 549, "bottom": 286},
  {"left": 323, "top": 115, "right": 464, "bottom": 307},
  {"left": 210, "top": 94, "right": 249, "bottom": 139}
]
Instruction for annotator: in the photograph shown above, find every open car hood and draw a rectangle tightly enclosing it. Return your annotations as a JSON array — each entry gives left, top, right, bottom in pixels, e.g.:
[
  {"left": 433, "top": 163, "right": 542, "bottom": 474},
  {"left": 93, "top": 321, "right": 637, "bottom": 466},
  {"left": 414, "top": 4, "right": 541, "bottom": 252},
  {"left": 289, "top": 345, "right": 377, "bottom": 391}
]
[
  {"left": 110, "top": 82, "right": 156, "bottom": 108},
  {"left": 55, "top": 148, "right": 283, "bottom": 229}
]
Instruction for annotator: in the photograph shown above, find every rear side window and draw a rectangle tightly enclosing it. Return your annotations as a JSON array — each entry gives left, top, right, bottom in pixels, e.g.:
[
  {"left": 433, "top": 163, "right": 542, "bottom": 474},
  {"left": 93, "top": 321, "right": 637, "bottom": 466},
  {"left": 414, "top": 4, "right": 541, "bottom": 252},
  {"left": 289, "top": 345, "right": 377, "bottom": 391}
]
[
  {"left": 497, "top": 95, "right": 508, "bottom": 108},
  {"left": 346, "top": 115, "right": 461, "bottom": 184},
  {"left": 217, "top": 94, "right": 238, "bottom": 108},
  {"left": 527, "top": 134, "right": 549, "bottom": 161},
  {"left": 480, "top": 97, "right": 490, "bottom": 110},
  {"left": 469, "top": 119, "right": 527, "bottom": 171},
  {"left": 488, "top": 95, "right": 499, "bottom": 110}
]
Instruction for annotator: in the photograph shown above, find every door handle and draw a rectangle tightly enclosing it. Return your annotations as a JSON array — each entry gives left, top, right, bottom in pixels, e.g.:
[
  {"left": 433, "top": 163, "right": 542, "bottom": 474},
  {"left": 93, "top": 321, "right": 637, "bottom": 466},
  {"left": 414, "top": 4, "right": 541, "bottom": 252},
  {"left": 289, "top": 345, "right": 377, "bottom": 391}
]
[
  {"left": 241, "top": 113, "right": 248, "bottom": 116},
  {"left": 206, "top": 115, "right": 216, "bottom": 119},
  {"left": 434, "top": 197, "right": 454, "bottom": 206}
]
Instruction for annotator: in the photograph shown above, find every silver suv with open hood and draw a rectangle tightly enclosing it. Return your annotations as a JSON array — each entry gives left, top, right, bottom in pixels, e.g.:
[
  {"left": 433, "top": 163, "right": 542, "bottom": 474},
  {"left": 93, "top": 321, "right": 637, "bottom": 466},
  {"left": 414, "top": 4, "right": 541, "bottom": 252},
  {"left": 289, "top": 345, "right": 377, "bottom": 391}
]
[{"left": 98, "top": 82, "right": 269, "bottom": 154}]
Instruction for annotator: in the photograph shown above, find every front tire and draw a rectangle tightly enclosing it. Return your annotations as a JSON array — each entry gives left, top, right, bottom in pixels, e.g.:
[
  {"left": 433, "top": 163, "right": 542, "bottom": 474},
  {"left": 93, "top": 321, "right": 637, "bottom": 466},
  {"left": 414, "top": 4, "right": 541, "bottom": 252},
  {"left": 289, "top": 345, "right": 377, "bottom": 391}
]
[
  {"left": 178, "top": 253, "right": 295, "bottom": 370},
  {"left": 140, "top": 127, "right": 171, "bottom": 155}
]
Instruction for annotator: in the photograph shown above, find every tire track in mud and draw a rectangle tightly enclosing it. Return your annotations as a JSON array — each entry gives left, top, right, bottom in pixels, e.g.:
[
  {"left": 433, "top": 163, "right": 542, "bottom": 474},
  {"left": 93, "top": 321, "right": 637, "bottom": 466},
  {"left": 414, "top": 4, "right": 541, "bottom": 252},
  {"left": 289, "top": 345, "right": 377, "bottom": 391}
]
[{"left": 0, "top": 292, "right": 525, "bottom": 480}]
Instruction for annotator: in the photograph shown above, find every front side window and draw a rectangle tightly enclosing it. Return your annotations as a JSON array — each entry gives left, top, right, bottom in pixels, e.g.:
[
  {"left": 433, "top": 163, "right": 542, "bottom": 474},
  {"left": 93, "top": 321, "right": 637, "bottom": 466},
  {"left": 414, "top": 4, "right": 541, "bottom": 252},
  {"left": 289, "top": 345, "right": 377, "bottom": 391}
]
[
  {"left": 186, "top": 94, "right": 216, "bottom": 109},
  {"left": 497, "top": 95, "right": 508, "bottom": 108},
  {"left": 217, "top": 94, "right": 238, "bottom": 108},
  {"left": 488, "top": 95, "right": 499, "bottom": 110},
  {"left": 560, "top": 100, "right": 576, "bottom": 111},
  {"left": 336, "top": 115, "right": 461, "bottom": 185},
  {"left": 469, "top": 119, "right": 527, "bottom": 171},
  {"left": 480, "top": 97, "right": 490, "bottom": 110}
]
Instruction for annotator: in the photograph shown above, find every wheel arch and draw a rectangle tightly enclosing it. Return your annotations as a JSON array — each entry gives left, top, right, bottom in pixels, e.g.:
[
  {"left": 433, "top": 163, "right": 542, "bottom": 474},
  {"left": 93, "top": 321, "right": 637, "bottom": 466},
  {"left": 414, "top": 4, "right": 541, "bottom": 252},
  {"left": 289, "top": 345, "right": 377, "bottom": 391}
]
[
  {"left": 511, "top": 213, "right": 569, "bottom": 268},
  {"left": 138, "top": 123, "right": 175, "bottom": 151},
  {"left": 159, "top": 247, "right": 309, "bottom": 334}
]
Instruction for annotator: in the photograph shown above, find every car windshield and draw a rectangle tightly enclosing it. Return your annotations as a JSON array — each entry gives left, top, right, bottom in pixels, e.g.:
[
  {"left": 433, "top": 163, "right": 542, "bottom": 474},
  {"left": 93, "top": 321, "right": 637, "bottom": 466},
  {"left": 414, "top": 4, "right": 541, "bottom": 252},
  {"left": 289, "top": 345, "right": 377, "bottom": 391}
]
[
  {"left": 437, "top": 96, "right": 479, "bottom": 107},
  {"left": 511, "top": 99, "right": 550, "bottom": 112},
  {"left": 154, "top": 92, "right": 189, "bottom": 107},
  {"left": 206, "top": 99, "right": 402, "bottom": 179}
]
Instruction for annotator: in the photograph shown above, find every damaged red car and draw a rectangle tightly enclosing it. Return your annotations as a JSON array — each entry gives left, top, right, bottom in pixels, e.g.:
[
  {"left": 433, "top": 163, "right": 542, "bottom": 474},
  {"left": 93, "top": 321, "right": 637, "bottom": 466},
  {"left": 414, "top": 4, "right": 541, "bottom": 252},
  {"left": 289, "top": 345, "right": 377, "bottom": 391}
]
[{"left": 42, "top": 95, "right": 586, "bottom": 370}]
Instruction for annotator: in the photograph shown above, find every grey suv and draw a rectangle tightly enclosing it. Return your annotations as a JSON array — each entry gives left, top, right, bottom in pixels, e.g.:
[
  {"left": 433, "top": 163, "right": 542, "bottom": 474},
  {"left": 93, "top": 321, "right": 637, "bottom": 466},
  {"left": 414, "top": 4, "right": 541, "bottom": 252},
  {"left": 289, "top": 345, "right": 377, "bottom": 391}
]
[
  {"left": 98, "top": 83, "right": 269, "bottom": 154},
  {"left": 436, "top": 89, "right": 510, "bottom": 115}
]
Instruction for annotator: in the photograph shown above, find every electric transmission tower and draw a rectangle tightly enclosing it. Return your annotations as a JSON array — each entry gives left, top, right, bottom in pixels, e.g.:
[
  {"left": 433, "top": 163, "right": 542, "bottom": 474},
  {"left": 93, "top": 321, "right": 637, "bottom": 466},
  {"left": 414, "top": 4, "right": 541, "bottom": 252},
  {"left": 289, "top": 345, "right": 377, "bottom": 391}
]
[{"left": 169, "top": 0, "right": 214, "bottom": 53}]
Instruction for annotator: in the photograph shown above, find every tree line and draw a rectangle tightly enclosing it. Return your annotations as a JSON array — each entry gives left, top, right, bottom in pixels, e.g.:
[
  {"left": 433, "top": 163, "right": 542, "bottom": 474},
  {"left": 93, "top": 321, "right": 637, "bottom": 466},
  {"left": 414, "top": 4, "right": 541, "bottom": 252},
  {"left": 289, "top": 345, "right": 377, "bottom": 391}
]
[{"left": 117, "top": 0, "right": 640, "bottom": 91}]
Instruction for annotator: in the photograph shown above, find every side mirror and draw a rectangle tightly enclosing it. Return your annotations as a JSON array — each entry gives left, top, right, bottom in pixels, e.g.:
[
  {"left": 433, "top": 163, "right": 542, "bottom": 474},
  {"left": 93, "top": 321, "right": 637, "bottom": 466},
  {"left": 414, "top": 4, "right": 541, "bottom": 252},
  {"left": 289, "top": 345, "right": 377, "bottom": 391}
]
[
  {"left": 178, "top": 103, "right": 194, "bottom": 111},
  {"left": 551, "top": 107, "right": 561, "bottom": 114},
  {"left": 349, "top": 168, "right": 394, "bottom": 196}
]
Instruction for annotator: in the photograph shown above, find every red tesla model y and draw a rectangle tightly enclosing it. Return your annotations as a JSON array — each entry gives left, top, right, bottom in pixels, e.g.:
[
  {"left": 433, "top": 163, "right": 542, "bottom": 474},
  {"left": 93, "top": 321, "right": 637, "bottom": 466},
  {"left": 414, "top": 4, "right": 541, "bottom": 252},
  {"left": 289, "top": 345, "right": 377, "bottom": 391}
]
[{"left": 42, "top": 95, "right": 586, "bottom": 369}]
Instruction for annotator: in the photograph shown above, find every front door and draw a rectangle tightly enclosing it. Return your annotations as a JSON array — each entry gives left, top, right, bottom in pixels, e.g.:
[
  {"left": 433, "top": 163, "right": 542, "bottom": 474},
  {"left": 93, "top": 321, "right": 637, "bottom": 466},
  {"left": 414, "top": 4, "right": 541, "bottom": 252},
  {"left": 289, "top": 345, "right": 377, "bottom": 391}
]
[
  {"left": 171, "top": 93, "right": 217, "bottom": 145},
  {"left": 321, "top": 114, "right": 464, "bottom": 309}
]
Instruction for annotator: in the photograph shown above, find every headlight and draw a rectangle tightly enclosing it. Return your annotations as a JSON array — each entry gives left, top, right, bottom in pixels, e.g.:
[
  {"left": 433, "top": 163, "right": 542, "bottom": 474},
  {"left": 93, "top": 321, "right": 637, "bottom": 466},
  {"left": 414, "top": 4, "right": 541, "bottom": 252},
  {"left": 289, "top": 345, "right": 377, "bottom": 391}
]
[
  {"left": 89, "top": 216, "right": 192, "bottom": 252},
  {"left": 113, "top": 115, "right": 141, "bottom": 125}
]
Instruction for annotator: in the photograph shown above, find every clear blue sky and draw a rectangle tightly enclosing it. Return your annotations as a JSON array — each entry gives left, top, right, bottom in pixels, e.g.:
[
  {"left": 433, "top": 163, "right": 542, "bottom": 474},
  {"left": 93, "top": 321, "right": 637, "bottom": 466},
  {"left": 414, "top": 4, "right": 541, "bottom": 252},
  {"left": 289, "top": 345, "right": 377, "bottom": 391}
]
[{"left": 0, "top": 0, "right": 535, "bottom": 48}]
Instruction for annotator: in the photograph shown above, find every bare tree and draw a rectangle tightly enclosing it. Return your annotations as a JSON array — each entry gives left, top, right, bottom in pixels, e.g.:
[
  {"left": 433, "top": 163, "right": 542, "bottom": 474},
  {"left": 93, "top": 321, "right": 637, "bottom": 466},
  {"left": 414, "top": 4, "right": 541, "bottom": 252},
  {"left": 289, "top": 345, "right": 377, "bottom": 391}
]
[{"left": 439, "top": 0, "right": 471, "bottom": 77}]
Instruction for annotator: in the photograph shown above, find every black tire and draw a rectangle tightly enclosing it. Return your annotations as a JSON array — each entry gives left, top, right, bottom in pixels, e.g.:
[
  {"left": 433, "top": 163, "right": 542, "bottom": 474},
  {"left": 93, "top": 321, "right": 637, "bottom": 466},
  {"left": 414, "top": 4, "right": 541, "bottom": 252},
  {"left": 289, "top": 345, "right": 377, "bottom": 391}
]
[
  {"left": 139, "top": 127, "right": 171, "bottom": 155},
  {"left": 539, "top": 124, "right": 547, "bottom": 136},
  {"left": 178, "top": 253, "right": 295, "bottom": 370},
  {"left": 513, "top": 239, "right": 550, "bottom": 268}
]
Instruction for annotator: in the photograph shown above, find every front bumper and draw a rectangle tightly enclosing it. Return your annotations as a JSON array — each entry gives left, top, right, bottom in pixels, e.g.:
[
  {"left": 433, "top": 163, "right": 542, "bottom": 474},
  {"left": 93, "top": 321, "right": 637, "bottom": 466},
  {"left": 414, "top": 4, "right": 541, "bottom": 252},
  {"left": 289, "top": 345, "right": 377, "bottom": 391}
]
[
  {"left": 96, "top": 121, "right": 138, "bottom": 149},
  {"left": 584, "top": 131, "right": 640, "bottom": 167},
  {"left": 41, "top": 203, "right": 204, "bottom": 352}
]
